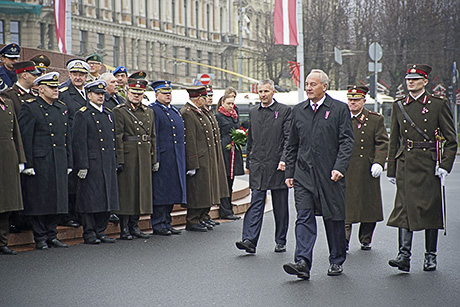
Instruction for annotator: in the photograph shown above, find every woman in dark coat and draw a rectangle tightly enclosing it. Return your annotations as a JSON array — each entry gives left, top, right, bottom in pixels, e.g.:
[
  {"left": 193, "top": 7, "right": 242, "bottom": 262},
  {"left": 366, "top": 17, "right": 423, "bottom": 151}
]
[{"left": 215, "top": 95, "right": 244, "bottom": 220}]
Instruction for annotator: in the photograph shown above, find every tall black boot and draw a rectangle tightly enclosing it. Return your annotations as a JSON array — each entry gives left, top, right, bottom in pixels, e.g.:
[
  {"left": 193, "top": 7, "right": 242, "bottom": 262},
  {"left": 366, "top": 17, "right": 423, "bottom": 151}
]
[
  {"left": 388, "top": 228, "right": 413, "bottom": 272},
  {"left": 119, "top": 215, "right": 133, "bottom": 240},
  {"left": 424, "top": 229, "right": 438, "bottom": 271}
]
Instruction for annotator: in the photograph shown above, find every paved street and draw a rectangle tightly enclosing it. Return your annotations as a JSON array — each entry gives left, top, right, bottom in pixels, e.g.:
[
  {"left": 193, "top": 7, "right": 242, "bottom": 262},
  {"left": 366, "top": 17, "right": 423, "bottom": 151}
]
[{"left": 1, "top": 162, "right": 460, "bottom": 307}]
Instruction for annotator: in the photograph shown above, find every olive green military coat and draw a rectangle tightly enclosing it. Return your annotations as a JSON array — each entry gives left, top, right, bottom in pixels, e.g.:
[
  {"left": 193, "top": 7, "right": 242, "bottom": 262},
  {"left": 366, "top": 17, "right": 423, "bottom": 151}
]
[
  {"left": 387, "top": 92, "right": 457, "bottom": 231},
  {"left": 345, "top": 108, "right": 388, "bottom": 224},
  {"left": 113, "top": 102, "right": 156, "bottom": 215}
]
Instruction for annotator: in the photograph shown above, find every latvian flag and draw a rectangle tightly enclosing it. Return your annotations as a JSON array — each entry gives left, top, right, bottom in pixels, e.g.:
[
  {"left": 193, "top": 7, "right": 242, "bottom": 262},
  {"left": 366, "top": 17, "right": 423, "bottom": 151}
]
[
  {"left": 274, "top": 0, "right": 298, "bottom": 46},
  {"left": 54, "top": 0, "right": 67, "bottom": 54}
]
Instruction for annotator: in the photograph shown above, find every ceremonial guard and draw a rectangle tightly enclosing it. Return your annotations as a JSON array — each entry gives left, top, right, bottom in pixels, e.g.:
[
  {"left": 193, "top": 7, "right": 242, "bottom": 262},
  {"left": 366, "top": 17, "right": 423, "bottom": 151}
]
[
  {"left": 72, "top": 80, "right": 119, "bottom": 244},
  {"left": 113, "top": 78, "right": 156, "bottom": 240},
  {"left": 181, "top": 86, "right": 216, "bottom": 232},
  {"left": 0, "top": 61, "right": 40, "bottom": 115},
  {"left": 345, "top": 85, "right": 388, "bottom": 251},
  {"left": 387, "top": 64, "right": 457, "bottom": 272},
  {"left": 149, "top": 80, "right": 186, "bottom": 235},
  {"left": 0, "top": 95, "right": 26, "bottom": 255},
  {"left": 113, "top": 66, "right": 128, "bottom": 99},
  {"left": 85, "top": 54, "right": 103, "bottom": 82},
  {"left": 18, "top": 72, "right": 72, "bottom": 250}
]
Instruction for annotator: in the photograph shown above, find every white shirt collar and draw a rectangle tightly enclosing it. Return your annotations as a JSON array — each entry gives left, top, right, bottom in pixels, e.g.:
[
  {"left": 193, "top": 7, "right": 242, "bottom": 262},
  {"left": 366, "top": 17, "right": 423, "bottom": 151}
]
[
  {"left": 260, "top": 100, "right": 275, "bottom": 108},
  {"left": 410, "top": 90, "right": 425, "bottom": 101},
  {"left": 310, "top": 95, "right": 326, "bottom": 110},
  {"left": 89, "top": 101, "right": 103, "bottom": 112},
  {"left": 15, "top": 82, "right": 30, "bottom": 93}
]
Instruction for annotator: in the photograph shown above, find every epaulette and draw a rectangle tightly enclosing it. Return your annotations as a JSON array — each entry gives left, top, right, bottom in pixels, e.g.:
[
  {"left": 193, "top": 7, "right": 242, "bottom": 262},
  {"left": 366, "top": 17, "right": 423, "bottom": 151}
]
[
  {"left": 59, "top": 87, "right": 68, "bottom": 92},
  {"left": 430, "top": 93, "right": 445, "bottom": 100},
  {"left": 57, "top": 100, "right": 66, "bottom": 106},
  {"left": 105, "top": 107, "right": 112, "bottom": 113},
  {"left": 115, "top": 104, "right": 126, "bottom": 109},
  {"left": 26, "top": 98, "right": 36, "bottom": 103},
  {"left": 368, "top": 110, "right": 382, "bottom": 116},
  {"left": 79, "top": 106, "right": 87, "bottom": 112},
  {"left": 394, "top": 95, "right": 405, "bottom": 102}
]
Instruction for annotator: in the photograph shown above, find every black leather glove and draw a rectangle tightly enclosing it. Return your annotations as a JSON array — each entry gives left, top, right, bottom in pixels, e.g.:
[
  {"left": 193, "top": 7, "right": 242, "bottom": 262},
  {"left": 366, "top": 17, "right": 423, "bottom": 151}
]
[{"left": 117, "top": 164, "right": 124, "bottom": 173}]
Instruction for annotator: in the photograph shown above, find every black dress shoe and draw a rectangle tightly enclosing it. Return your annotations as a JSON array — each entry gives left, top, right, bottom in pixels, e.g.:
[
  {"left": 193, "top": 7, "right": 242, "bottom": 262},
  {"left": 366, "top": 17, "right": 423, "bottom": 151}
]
[
  {"left": 200, "top": 221, "right": 214, "bottom": 230},
  {"left": 361, "top": 243, "right": 372, "bottom": 250},
  {"left": 186, "top": 223, "right": 208, "bottom": 232},
  {"left": 0, "top": 246, "right": 17, "bottom": 255},
  {"left": 327, "top": 264, "right": 343, "bottom": 276},
  {"left": 63, "top": 220, "right": 81, "bottom": 228},
  {"left": 275, "top": 243, "right": 286, "bottom": 253},
  {"left": 235, "top": 239, "right": 256, "bottom": 253},
  {"left": 130, "top": 229, "right": 150, "bottom": 239},
  {"left": 84, "top": 238, "right": 101, "bottom": 244},
  {"left": 205, "top": 219, "right": 220, "bottom": 226},
  {"left": 167, "top": 227, "right": 182, "bottom": 235},
  {"left": 36, "top": 241, "right": 49, "bottom": 250},
  {"left": 109, "top": 214, "right": 120, "bottom": 223},
  {"left": 98, "top": 236, "right": 116, "bottom": 243},
  {"left": 47, "top": 238, "right": 69, "bottom": 248},
  {"left": 119, "top": 231, "right": 133, "bottom": 240},
  {"left": 220, "top": 214, "right": 241, "bottom": 220},
  {"left": 388, "top": 256, "right": 410, "bottom": 272},
  {"left": 9, "top": 224, "right": 20, "bottom": 233},
  {"left": 283, "top": 260, "right": 310, "bottom": 280},
  {"left": 423, "top": 254, "right": 437, "bottom": 271},
  {"left": 152, "top": 229, "right": 172, "bottom": 236}
]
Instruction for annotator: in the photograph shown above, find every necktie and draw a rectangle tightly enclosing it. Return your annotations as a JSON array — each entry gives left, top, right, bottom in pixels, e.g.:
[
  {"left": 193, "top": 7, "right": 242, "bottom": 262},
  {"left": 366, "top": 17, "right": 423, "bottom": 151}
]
[{"left": 313, "top": 103, "right": 317, "bottom": 113}]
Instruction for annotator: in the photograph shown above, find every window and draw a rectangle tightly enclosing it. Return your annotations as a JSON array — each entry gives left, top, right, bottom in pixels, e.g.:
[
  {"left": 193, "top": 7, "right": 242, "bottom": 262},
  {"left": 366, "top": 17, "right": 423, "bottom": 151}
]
[
  {"left": 40, "top": 23, "right": 46, "bottom": 49},
  {"left": 207, "top": 52, "right": 212, "bottom": 66},
  {"left": 196, "top": 50, "right": 201, "bottom": 74},
  {"left": 48, "top": 24, "right": 54, "bottom": 49},
  {"left": 185, "top": 48, "right": 190, "bottom": 76},
  {"left": 10, "top": 21, "right": 20, "bottom": 44},
  {"left": 0, "top": 21, "right": 4, "bottom": 44},
  {"left": 173, "top": 46, "right": 178, "bottom": 75},
  {"left": 195, "top": 1, "right": 199, "bottom": 35},
  {"left": 184, "top": 0, "right": 188, "bottom": 35},
  {"left": 80, "top": 30, "right": 88, "bottom": 55},
  {"left": 172, "top": 0, "right": 175, "bottom": 27},
  {"left": 97, "top": 33, "right": 105, "bottom": 51},
  {"left": 113, "top": 36, "right": 120, "bottom": 67}
]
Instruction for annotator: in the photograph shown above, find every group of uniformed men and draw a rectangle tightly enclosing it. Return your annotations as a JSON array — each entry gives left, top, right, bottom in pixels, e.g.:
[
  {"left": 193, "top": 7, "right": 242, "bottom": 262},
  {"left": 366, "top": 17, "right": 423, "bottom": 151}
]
[{"left": 0, "top": 43, "right": 457, "bottom": 280}]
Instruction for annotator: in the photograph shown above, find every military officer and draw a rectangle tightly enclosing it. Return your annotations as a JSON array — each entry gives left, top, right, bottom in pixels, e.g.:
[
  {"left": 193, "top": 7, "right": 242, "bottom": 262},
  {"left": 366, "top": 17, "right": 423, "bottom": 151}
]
[
  {"left": 113, "top": 78, "right": 156, "bottom": 240},
  {"left": 18, "top": 72, "right": 72, "bottom": 250},
  {"left": 100, "top": 72, "right": 125, "bottom": 110},
  {"left": 387, "top": 64, "right": 457, "bottom": 272},
  {"left": 345, "top": 85, "right": 388, "bottom": 251},
  {"left": 149, "top": 80, "right": 186, "bottom": 235},
  {"left": 86, "top": 54, "right": 103, "bottom": 82},
  {"left": 0, "top": 43, "right": 21, "bottom": 91},
  {"left": 29, "top": 54, "right": 50, "bottom": 75},
  {"left": 113, "top": 66, "right": 128, "bottom": 99},
  {"left": 0, "top": 95, "right": 26, "bottom": 255},
  {"left": 72, "top": 80, "right": 119, "bottom": 244},
  {"left": 0, "top": 61, "right": 40, "bottom": 115},
  {"left": 181, "top": 86, "right": 217, "bottom": 232},
  {"left": 59, "top": 58, "right": 85, "bottom": 90}
]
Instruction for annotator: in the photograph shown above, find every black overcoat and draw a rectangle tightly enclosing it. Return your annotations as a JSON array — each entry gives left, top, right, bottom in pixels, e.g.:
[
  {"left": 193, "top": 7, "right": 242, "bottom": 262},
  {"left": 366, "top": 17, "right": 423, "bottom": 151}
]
[
  {"left": 104, "top": 92, "right": 125, "bottom": 111},
  {"left": 285, "top": 94, "right": 354, "bottom": 220},
  {"left": 0, "top": 83, "right": 36, "bottom": 115},
  {"left": 215, "top": 111, "right": 244, "bottom": 177},
  {"left": 246, "top": 99, "right": 291, "bottom": 190},
  {"left": 58, "top": 83, "right": 87, "bottom": 126},
  {"left": 72, "top": 104, "right": 120, "bottom": 213},
  {"left": 18, "top": 97, "right": 72, "bottom": 215}
]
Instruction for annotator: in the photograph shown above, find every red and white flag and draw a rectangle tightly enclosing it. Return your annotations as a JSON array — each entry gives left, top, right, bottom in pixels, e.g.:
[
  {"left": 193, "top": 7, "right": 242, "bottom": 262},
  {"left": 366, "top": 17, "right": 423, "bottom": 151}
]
[
  {"left": 54, "top": 0, "right": 67, "bottom": 53},
  {"left": 274, "top": 0, "right": 298, "bottom": 46}
]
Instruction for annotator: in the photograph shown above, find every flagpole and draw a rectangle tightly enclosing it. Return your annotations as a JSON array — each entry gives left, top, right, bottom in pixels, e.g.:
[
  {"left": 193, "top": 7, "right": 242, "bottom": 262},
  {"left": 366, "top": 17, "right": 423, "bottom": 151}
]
[{"left": 296, "top": 0, "right": 304, "bottom": 102}]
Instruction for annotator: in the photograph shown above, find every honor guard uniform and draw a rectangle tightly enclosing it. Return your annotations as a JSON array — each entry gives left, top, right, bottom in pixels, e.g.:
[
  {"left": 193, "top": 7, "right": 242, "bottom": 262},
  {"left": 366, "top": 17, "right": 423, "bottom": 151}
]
[
  {"left": 113, "top": 66, "right": 128, "bottom": 99},
  {"left": 0, "top": 61, "right": 41, "bottom": 115},
  {"left": 344, "top": 85, "right": 388, "bottom": 251},
  {"left": 72, "top": 80, "right": 119, "bottom": 244},
  {"left": 0, "top": 43, "right": 21, "bottom": 90},
  {"left": 18, "top": 72, "right": 72, "bottom": 250},
  {"left": 113, "top": 78, "right": 156, "bottom": 240},
  {"left": 387, "top": 64, "right": 457, "bottom": 272},
  {"left": 149, "top": 80, "right": 186, "bottom": 235},
  {"left": 85, "top": 54, "right": 103, "bottom": 82}
]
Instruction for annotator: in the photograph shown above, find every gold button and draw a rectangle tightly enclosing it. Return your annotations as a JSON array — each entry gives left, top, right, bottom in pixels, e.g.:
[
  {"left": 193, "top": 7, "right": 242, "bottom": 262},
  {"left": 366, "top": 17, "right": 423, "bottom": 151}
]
[
  {"left": 361, "top": 139, "right": 364, "bottom": 143},
  {"left": 99, "top": 129, "right": 102, "bottom": 132},
  {"left": 173, "top": 134, "right": 176, "bottom": 136},
  {"left": 361, "top": 146, "right": 364, "bottom": 150},
  {"left": 53, "top": 144, "right": 56, "bottom": 147},
  {"left": 423, "top": 148, "right": 427, "bottom": 151},
  {"left": 404, "top": 130, "right": 408, "bottom": 133},
  {"left": 359, "top": 154, "right": 363, "bottom": 158},
  {"left": 361, "top": 131, "right": 365, "bottom": 134},
  {"left": 174, "top": 141, "right": 177, "bottom": 144},
  {"left": 64, "top": 123, "right": 67, "bottom": 126},
  {"left": 100, "top": 139, "right": 103, "bottom": 141},
  {"left": 424, "top": 119, "right": 427, "bottom": 122},
  {"left": 138, "top": 142, "right": 141, "bottom": 145},
  {"left": 403, "top": 119, "right": 406, "bottom": 123},
  {"left": 173, "top": 126, "right": 176, "bottom": 129},
  {"left": 51, "top": 133, "right": 54, "bottom": 137},
  {"left": 424, "top": 129, "right": 427, "bottom": 132},
  {"left": 49, "top": 123, "right": 52, "bottom": 126},
  {"left": 96, "top": 121, "right": 100, "bottom": 124},
  {"left": 45, "top": 113, "right": 48, "bottom": 116}
]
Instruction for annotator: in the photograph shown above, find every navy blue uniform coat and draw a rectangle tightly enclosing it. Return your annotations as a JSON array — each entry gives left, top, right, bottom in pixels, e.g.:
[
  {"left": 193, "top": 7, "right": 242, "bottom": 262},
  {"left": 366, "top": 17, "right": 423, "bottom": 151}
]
[{"left": 285, "top": 94, "right": 354, "bottom": 220}]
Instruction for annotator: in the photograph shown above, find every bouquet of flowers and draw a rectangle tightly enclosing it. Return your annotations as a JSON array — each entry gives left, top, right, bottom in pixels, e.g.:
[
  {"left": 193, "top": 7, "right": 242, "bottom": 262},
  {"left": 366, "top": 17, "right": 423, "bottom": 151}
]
[{"left": 226, "top": 127, "right": 248, "bottom": 150}]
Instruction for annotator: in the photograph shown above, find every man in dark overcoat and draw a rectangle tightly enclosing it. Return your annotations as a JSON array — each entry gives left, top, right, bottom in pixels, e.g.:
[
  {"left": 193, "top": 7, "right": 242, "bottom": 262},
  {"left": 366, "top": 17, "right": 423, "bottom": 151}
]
[
  {"left": 235, "top": 79, "right": 291, "bottom": 254},
  {"left": 72, "top": 80, "right": 119, "bottom": 244},
  {"left": 387, "top": 64, "right": 457, "bottom": 272},
  {"left": 149, "top": 80, "right": 186, "bottom": 235},
  {"left": 18, "top": 72, "right": 72, "bottom": 250},
  {"left": 181, "top": 86, "right": 216, "bottom": 232},
  {"left": 113, "top": 78, "right": 156, "bottom": 240},
  {"left": 0, "top": 96, "right": 26, "bottom": 255},
  {"left": 283, "top": 69, "right": 354, "bottom": 279},
  {"left": 100, "top": 72, "right": 125, "bottom": 110},
  {"left": 345, "top": 85, "right": 388, "bottom": 251}
]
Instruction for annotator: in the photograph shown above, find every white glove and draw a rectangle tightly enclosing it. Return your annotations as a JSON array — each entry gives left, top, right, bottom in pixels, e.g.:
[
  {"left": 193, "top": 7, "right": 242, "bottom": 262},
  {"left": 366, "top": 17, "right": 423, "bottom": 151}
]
[
  {"left": 186, "top": 169, "right": 196, "bottom": 176},
  {"left": 67, "top": 168, "right": 72, "bottom": 175},
  {"left": 387, "top": 177, "right": 396, "bottom": 185},
  {"left": 22, "top": 168, "right": 36, "bottom": 176},
  {"left": 152, "top": 162, "right": 160, "bottom": 172},
  {"left": 77, "top": 169, "right": 88, "bottom": 179},
  {"left": 370, "top": 163, "right": 383, "bottom": 178},
  {"left": 19, "top": 163, "right": 25, "bottom": 173},
  {"left": 435, "top": 165, "right": 448, "bottom": 186}
]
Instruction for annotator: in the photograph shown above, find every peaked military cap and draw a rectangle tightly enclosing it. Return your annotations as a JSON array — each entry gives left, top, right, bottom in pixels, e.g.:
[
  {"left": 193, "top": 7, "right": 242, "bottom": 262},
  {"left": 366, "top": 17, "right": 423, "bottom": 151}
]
[
  {"left": 86, "top": 54, "right": 102, "bottom": 63},
  {"left": 405, "top": 64, "right": 432, "bottom": 79},
  {"left": 67, "top": 60, "right": 90, "bottom": 73},
  {"left": 65, "top": 58, "right": 85, "bottom": 67},
  {"left": 205, "top": 85, "right": 213, "bottom": 95},
  {"left": 347, "top": 85, "right": 369, "bottom": 99},
  {"left": 151, "top": 80, "right": 172, "bottom": 93},
  {"left": 0, "top": 43, "right": 20, "bottom": 58},
  {"left": 129, "top": 71, "right": 147, "bottom": 80},
  {"left": 127, "top": 78, "right": 147, "bottom": 94},
  {"left": 13, "top": 61, "right": 41, "bottom": 75},
  {"left": 85, "top": 80, "right": 107, "bottom": 93},
  {"left": 34, "top": 72, "right": 60, "bottom": 87},
  {"left": 29, "top": 54, "right": 51, "bottom": 72},
  {"left": 186, "top": 86, "right": 207, "bottom": 98},
  {"left": 113, "top": 66, "right": 128, "bottom": 76}
]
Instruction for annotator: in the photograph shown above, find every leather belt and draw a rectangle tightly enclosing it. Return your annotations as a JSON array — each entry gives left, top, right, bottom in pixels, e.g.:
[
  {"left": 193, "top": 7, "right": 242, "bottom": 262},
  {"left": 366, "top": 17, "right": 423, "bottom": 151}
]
[
  {"left": 406, "top": 139, "right": 435, "bottom": 149},
  {"left": 123, "top": 135, "right": 151, "bottom": 142}
]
